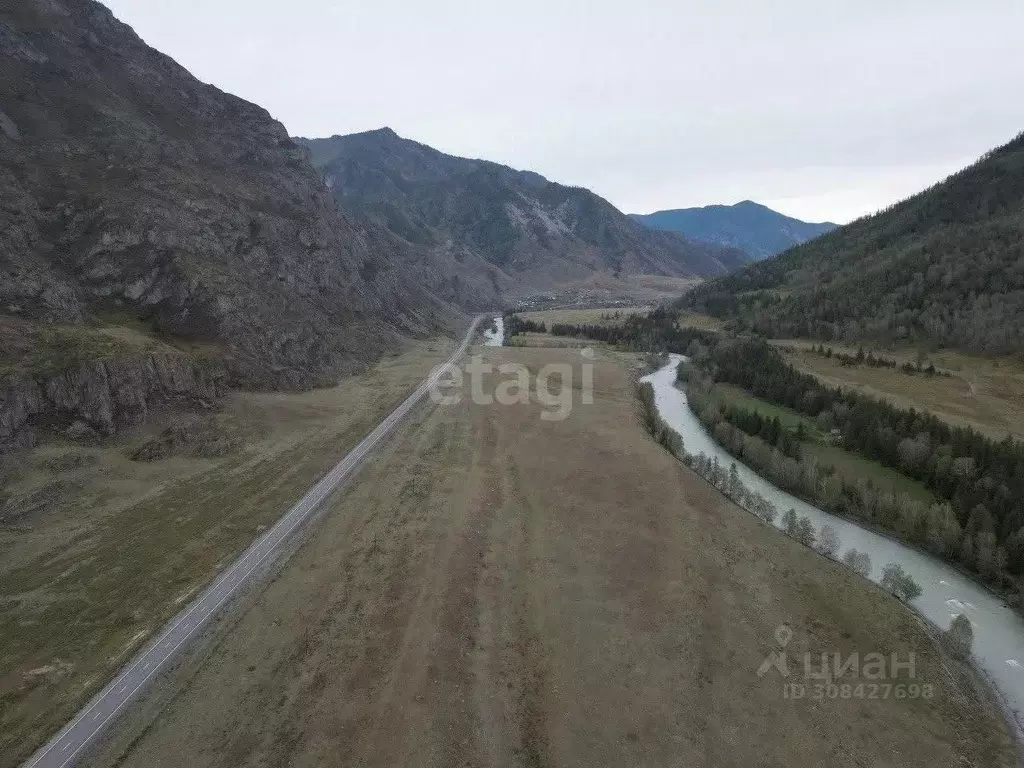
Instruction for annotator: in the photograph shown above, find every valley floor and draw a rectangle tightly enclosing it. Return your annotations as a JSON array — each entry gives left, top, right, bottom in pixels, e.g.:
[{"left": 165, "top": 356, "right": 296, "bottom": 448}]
[
  {"left": 0, "top": 336, "right": 457, "bottom": 767},
  {"left": 776, "top": 340, "right": 1024, "bottom": 442},
  {"left": 82, "top": 346, "right": 1015, "bottom": 768}
]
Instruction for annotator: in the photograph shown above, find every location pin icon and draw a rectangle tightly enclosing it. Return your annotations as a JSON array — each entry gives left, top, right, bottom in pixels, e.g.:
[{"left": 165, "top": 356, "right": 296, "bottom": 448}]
[{"left": 775, "top": 624, "right": 793, "bottom": 648}]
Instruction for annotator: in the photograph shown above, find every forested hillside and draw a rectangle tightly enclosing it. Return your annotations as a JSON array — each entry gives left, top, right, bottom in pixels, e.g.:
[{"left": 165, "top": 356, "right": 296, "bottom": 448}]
[
  {"left": 631, "top": 200, "right": 835, "bottom": 260},
  {"left": 681, "top": 132, "right": 1024, "bottom": 355}
]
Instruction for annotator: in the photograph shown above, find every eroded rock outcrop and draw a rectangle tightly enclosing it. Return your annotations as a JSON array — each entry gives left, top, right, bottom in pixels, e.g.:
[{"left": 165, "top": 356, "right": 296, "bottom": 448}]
[{"left": 0, "top": 354, "right": 225, "bottom": 450}]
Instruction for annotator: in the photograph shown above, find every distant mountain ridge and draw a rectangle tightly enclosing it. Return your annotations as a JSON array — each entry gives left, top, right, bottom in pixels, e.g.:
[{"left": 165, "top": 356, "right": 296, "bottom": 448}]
[
  {"left": 631, "top": 201, "right": 836, "bottom": 260},
  {"left": 681, "top": 131, "right": 1024, "bottom": 355},
  {"left": 297, "top": 129, "right": 749, "bottom": 307}
]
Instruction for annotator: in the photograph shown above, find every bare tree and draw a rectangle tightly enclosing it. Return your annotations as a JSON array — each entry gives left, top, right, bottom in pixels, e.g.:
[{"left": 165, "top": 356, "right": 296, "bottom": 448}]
[
  {"left": 843, "top": 549, "right": 872, "bottom": 578},
  {"left": 816, "top": 524, "right": 841, "bottom": 558},
  {"left": 881, "top": 562, "right": 922, "bottom": 602},
  {"left": 945, "top": 614, "right": 974, "bottom": 660},
  {"left": 794, "top": 516, "right": 816, "bottom": 547}
]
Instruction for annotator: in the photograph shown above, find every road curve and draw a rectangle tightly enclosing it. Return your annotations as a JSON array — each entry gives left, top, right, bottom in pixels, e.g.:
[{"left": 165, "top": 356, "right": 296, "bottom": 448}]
[{"left": 24, "top": 316, "right": 485, "bottom": 768}]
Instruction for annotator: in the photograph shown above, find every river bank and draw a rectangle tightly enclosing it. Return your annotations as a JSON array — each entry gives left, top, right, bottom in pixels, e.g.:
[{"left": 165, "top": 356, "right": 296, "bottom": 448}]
[{"left": 641, "top": 354, "right": 1024, "bottom": 738}]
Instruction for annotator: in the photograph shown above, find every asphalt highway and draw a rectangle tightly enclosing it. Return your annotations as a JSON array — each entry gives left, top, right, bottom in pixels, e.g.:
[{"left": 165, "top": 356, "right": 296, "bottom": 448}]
[{"left": 23, "top": 316, "right": 484, "bottom": 768}]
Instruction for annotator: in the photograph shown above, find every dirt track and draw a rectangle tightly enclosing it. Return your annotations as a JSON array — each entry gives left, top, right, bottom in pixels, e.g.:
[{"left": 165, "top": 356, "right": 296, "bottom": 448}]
[{"left": 88, "top": 346, "right": 1017, "bottom": 768}]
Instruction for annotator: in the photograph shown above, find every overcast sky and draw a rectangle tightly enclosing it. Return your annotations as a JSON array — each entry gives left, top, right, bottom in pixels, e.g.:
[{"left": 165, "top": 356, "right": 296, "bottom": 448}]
[{"left": 105, "top": 0, "right": 1024, "bottom": 223}]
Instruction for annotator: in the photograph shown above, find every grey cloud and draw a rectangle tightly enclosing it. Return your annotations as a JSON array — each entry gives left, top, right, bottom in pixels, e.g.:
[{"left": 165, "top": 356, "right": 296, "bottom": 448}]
[{"left": 105, "top": 0, "right": 1024, "bottom": 222}]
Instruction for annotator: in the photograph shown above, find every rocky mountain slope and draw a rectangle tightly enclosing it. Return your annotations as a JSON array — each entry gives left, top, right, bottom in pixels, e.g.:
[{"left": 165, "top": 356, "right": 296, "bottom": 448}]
[
  {"left": 297, "top": 129, "right": 748, "bottom": 306},
  {"left": 0, "top": 0, "right": 460, "bottom": 447},
  {"left": 630, "top": 200, "right": 836, "bottom": 261},
  {"left": 682, "top": 131, "right": 1024, "bottom": 355}
]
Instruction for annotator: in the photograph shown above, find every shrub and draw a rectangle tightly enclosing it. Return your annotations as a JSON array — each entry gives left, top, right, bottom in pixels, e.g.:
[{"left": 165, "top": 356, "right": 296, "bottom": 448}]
[
  {"left": 945, "top": 614, "right": 974, "bottom": 660},
  {"left": 880, "top": 562, "right": 922, "bottom": 602}
]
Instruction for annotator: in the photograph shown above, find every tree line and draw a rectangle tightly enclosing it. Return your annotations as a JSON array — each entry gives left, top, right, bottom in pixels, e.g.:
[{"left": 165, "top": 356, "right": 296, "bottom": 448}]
[
  {"left": 695, "top": 338, "right": 1024, "bottom": 589},
  {"left": 795, "top": 344, "right": 950, "bottom": 377},
  {"left": 712, "top": 401, "right": 804, "bottom": 460},
  {"left": 504, "top": 314, "right": 546, "bottom": 336},
  {"left": 637, "top": 381, "right": 923, "bottom": 602},
  {"left": 549, "top": 307, "right": 720, "bottom": 352}
]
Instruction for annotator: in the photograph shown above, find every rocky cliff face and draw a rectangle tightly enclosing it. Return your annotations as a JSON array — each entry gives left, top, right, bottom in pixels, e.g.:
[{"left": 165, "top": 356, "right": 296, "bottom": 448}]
[
  {"left": 0, "top": 1, "right": 460, "bottom": 398},
  {"left": 298, "top": 129, "right": 748, "bottom": 305},
  {"left": 0, "top": 353, "right": 225, "bottom": 451}
]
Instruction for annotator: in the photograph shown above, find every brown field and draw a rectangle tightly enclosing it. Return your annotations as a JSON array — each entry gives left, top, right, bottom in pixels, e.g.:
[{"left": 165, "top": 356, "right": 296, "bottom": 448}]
[
  {"left": 777, "top": 341, "right": 1024, "bottom": 440},
  {"left": 569, "top": 272, "right": 702, "bottom": 302},
  {"left": 81, "top": 346, "right": 1015, "bottom": 768},
  {"left": 678, "top": 311, "right": 726, "bottom": 331},
  {"left": 506, "top": 332, "right": 595, "bottom": 348},
  {"left": 509, "top": 274, "right": 701, "bottom": 312},
  {"left": 0, "top": 336, "right": 460, "bottom": 767}
]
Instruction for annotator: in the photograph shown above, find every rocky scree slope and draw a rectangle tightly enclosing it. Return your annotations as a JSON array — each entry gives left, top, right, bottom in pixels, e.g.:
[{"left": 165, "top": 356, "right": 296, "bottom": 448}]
[
  {"left": 0, "top": 0, "right": 459, "bottom": 448},
  {"left": 298, "top": 129, "right": 748, "bottom": 306}
]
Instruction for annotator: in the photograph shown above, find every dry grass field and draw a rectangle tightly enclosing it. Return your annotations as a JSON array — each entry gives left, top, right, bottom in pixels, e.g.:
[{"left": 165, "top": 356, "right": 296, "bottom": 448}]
[
  {"left": 677, "top": 311, "right": 726, "bottom": 332},
  {"left": 568, "top": 272, "right": 703, "bottom": 302},
  {"left": 508, "top": 274, "right": 702, "bottom": 313},
  {"left": 518, "top": 306, "right": 651, "bottom": 327},
  {"left": 0, "top": 336, "right": 460, "bottom": 767},
  {"left": 506, "top": 333, "right": 595, "bottom": 348},
  {"left": 777, "top": 341, "right": 1024, "bottom": 440},
  {"left": 517, "top": 307, "right": 724, "bottom": 334},
  {"left": 80, "top": 346, "right": 1016, "bottom": 768},
  {"left": 623, "top": 273, "right": 704, "bottom": 298}
]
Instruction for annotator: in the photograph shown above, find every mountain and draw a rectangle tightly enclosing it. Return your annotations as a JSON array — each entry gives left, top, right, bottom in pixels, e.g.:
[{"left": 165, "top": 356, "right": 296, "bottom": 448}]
[
  {"left": 0, "top": 0, "right": 461, "bottom": 449},
  {"left": 296, "top": 130, "right": 748, "bottom": 307},
  {"left": 681, "top": 132, "right": 1024, "bottom": 355},
  {"left": 0, "top": 1, "right": 457, "bottom": 388},
  {"left": 630, "top": 201, "right": 836, "bottom": 261}
]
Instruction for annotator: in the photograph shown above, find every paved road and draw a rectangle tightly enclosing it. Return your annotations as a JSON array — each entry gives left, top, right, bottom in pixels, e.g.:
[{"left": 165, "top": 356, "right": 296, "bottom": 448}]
[{"left": 24, "top": 317, "right": 484, "bottom": 768}]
